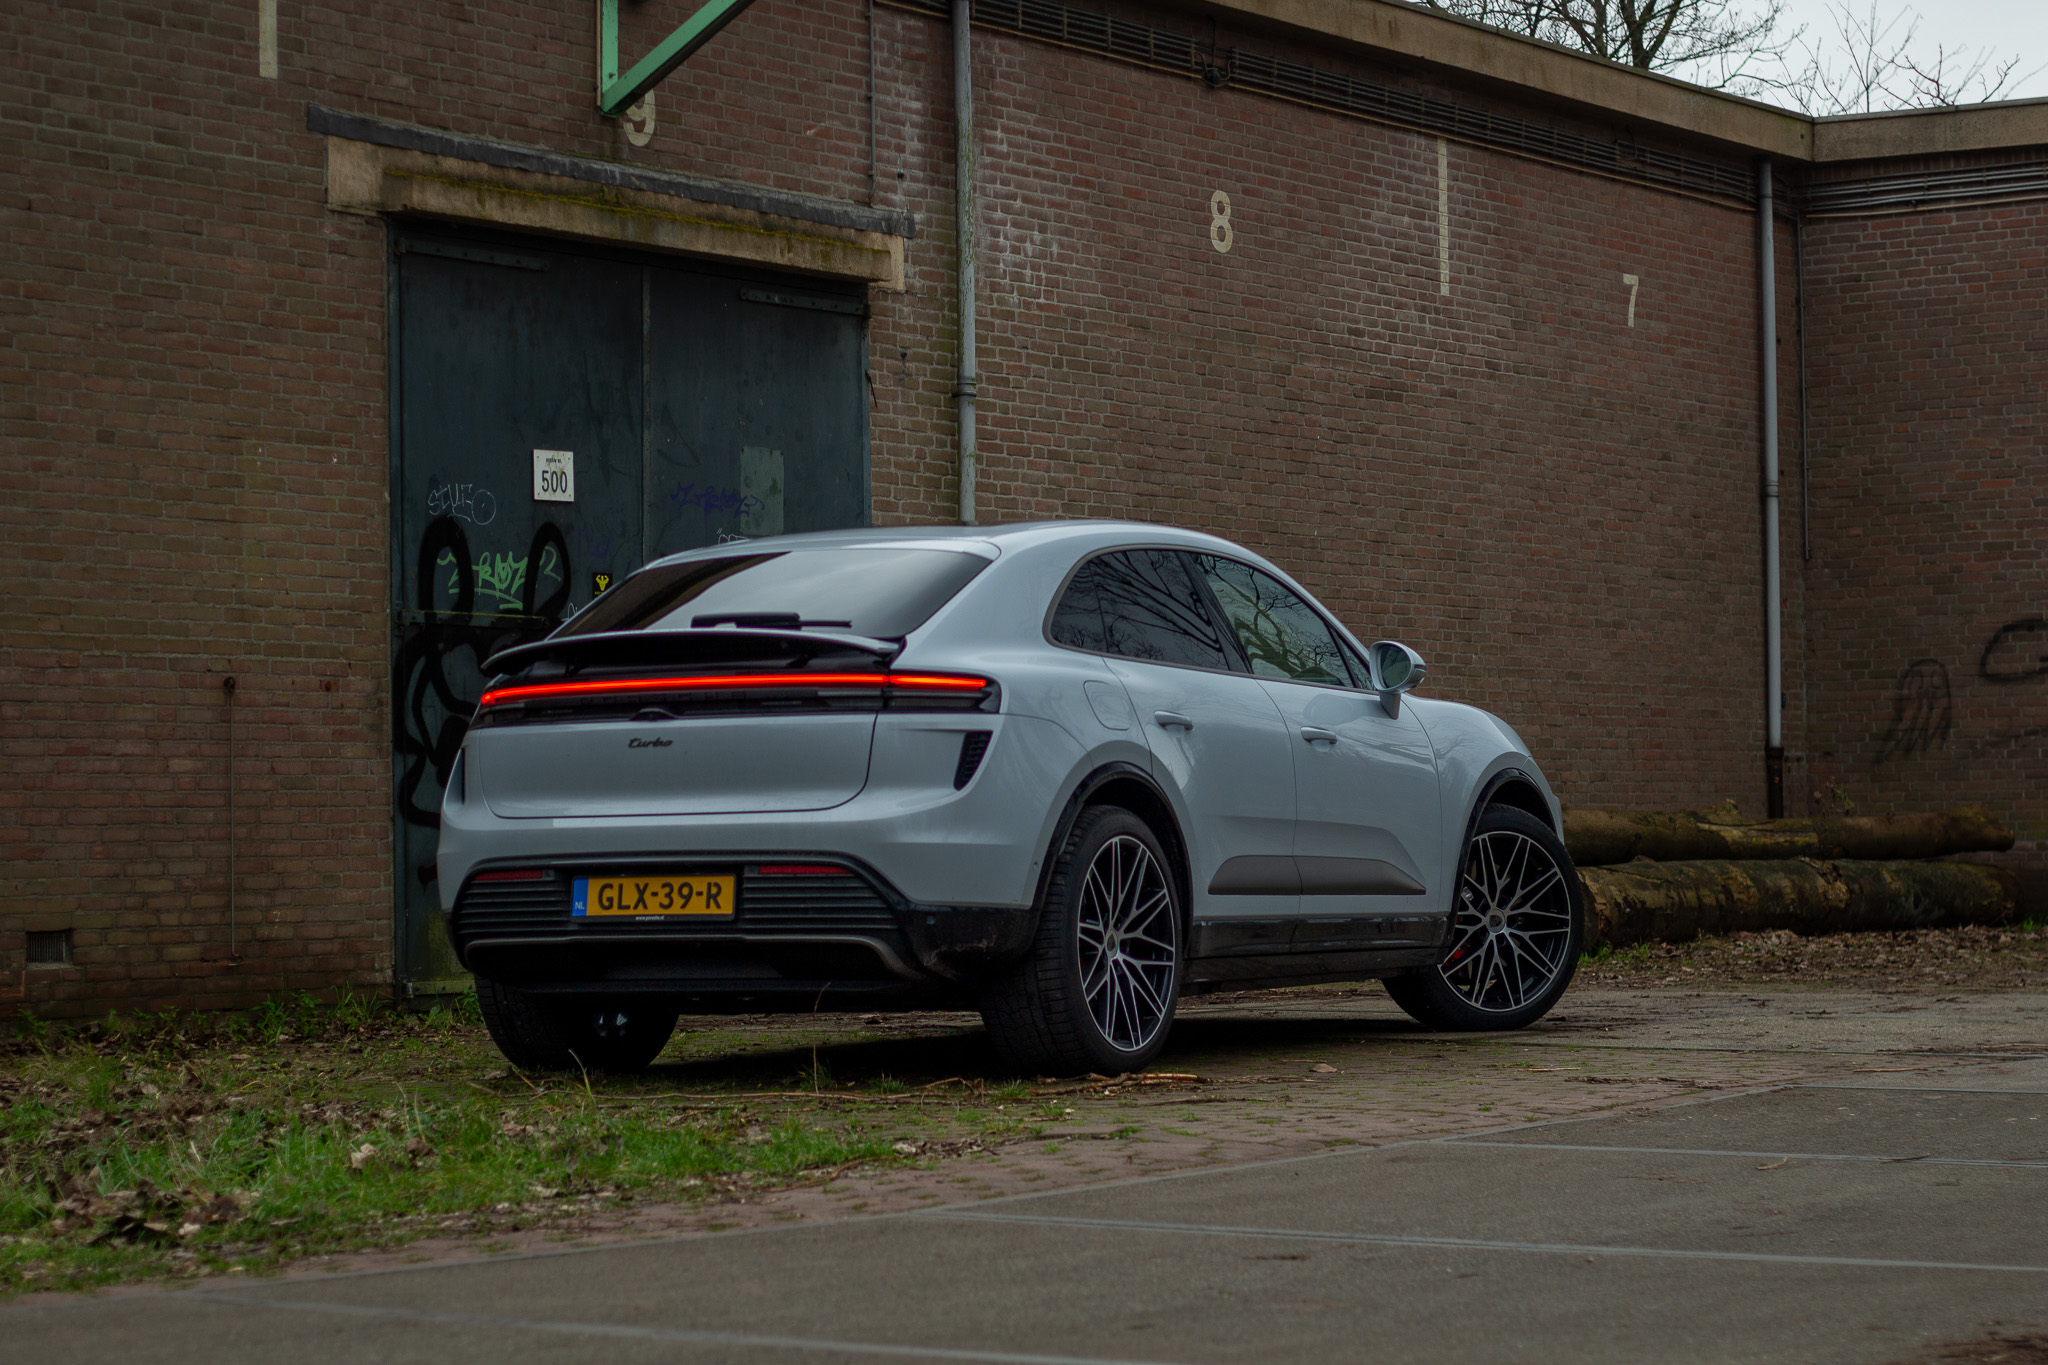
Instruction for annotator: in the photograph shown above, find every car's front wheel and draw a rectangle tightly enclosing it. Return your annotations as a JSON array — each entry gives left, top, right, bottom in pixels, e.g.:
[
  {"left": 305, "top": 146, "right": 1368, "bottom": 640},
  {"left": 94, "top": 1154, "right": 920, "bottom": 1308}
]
[
  {"left": 474, "top": 977, "right": 678, "bottom": 1072},
  {"left": 1385, "top": 804, "right": 1585, "bottom": 1031},
  {"left": 981, "top": 805, "right": 1183, "bottom": 1075}
]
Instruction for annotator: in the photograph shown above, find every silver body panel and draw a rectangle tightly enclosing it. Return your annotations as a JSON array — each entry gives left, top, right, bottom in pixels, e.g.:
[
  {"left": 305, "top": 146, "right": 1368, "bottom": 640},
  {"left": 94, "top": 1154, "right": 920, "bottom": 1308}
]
[{"left": 439, "top": 521, "right": 1559, "bottom": 989}]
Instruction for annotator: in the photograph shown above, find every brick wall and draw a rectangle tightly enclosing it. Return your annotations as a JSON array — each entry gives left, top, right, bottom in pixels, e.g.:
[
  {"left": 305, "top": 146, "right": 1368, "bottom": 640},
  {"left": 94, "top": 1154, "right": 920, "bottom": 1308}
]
[
  {"left": 2, "top": 0, "right": 398, "bottom": 1016},
  {"left": 10, "top": 0, "right": 2028, "bottom": 1017},
  {"left": 1801, "top": 193, "right": 2048, "bottom": 896}
]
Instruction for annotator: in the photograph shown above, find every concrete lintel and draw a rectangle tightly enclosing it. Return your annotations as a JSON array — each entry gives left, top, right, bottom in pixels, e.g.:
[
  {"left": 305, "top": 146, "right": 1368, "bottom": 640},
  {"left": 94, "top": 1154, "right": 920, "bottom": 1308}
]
[
  {"left": 324, "top": 137, "right": 905, "bottom": 291},
  {"left": 308, "top": 104, "right": 915, "bottom": 239}
]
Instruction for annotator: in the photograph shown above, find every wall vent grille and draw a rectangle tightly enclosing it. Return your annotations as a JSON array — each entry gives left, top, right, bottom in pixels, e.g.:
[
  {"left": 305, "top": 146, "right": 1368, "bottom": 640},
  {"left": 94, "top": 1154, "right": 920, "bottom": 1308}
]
[
  {"left": 1806, "top": 160, "right": 2048, "bottom": 217},
  {"left": 884, "top": 0, "right": 1757, "bottom": 205}
]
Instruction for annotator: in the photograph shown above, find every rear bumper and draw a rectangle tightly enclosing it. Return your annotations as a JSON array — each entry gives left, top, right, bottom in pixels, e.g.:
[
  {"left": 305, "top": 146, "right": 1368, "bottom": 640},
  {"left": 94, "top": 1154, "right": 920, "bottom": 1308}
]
[
  {"left": 438, "top": 712, "right": 1083, "bottom": 915},
  {"left": 447, "top": 855, "right": 1039, "bottom": 1000}
]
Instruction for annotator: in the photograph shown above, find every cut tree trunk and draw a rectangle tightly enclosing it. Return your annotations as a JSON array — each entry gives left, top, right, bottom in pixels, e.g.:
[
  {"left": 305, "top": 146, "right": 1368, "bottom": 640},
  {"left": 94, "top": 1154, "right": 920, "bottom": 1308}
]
[
  {"left": 1565, "top": 805, "right": 2014, "bottom": 867},
  {"left": 1578, "top": 858, "right": 2020, "bottom": 950}
]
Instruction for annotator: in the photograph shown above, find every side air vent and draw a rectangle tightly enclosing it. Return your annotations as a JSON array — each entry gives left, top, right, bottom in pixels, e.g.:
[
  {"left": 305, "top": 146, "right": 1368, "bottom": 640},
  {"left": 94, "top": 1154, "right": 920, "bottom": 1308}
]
[{"left": 954, "top": 730, "right": 993, "bottom": 789}]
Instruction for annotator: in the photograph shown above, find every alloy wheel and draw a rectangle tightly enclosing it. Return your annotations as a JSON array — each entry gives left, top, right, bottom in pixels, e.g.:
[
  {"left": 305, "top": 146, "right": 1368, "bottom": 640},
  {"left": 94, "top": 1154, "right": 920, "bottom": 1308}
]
[
  {"left": 1440, "top": 829, "right": 1575, "bottom": 1012},
  {"left": 1074, "top": 834, "right": 1178, "bottom": 1053}
]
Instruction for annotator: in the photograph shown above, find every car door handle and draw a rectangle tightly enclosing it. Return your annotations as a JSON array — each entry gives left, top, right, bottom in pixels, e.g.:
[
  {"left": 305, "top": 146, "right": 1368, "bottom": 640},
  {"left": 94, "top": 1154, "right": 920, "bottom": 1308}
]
[
  {"left": 1299, "top": 726, "right": 1338, "bottom": 746},
  {"left": 1153, "top": 711, "right": 1195, "bottom": 731}
]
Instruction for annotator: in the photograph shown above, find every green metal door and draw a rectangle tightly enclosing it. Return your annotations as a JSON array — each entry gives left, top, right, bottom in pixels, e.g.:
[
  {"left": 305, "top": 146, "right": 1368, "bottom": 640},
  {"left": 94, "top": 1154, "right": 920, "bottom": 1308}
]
[{"left": 389, "top": 226, "right": 870, "bottom": 995}]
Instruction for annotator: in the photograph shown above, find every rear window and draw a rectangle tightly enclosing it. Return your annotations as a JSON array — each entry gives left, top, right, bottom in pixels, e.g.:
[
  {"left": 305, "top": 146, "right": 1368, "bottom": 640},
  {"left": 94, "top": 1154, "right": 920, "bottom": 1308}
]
[{"left": 560, "top": 548, "right": 992, "bottom": 640}]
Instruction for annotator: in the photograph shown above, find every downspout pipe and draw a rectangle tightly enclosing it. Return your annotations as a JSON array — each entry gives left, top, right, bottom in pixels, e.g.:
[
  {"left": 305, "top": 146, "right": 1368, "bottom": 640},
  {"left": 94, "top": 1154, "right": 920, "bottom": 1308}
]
[
  {"left": 1758, "top": 159, "right": 1784, "bottom": 818},
  {"left": 953, "top": 0, "right": 978, "bottom": 525}
]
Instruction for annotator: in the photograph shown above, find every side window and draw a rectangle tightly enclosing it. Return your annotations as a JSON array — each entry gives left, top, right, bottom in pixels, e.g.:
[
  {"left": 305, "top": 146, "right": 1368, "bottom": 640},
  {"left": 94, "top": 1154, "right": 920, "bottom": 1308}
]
[
  {"left": 1093, "top": 550, "right": 1235, "bottom": 671},
  {"left": 1048, "top": 559, "right": 1108, "bottom": 652},
  {"left": 1194, "top": 555, "right": 1353, "bottom": 686}
]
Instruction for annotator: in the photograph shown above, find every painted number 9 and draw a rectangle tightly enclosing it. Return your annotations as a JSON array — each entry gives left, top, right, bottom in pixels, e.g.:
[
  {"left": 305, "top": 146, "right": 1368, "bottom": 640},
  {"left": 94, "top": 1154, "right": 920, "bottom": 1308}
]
[{"left": 1209, "top": 190, "right": 1233, "bottom": 254}]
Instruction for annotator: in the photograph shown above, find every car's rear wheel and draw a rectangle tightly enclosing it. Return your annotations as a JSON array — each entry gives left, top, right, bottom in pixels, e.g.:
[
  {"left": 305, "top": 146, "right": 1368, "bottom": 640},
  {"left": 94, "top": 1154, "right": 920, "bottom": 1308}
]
[
  {"left": 474, "top": 977, "right": 678, "bottom": 1072},
  {"left": 1385, "top": 805, "right": 1584, "bottom": 1031},
  {"left": 981, "top": 805, "right": 1182, "bottom": 1076}
]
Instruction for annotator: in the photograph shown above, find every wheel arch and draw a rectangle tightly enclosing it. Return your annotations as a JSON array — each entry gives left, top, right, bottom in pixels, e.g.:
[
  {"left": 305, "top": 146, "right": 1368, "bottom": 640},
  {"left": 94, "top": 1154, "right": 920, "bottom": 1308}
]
[
  {"left": 1037, "top": 762, "right": 1194, "bottom": 937},
  {"left": 1479, "top": 771, "right": 1555, "bottom": 832}
]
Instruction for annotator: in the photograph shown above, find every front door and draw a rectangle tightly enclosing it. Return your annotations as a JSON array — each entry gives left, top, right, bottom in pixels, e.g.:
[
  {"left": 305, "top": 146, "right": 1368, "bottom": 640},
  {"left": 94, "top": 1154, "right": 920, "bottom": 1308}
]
[
  {"left": 389, "top": 226, "right": 870, "bottom": 994},
  {"left": 1188, "top": 555, "right": 1443, "bottom": 917}
]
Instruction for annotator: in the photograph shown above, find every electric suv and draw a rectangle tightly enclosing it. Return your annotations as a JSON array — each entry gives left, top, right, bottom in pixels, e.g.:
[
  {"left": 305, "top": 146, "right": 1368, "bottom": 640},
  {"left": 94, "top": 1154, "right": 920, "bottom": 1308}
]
[{"left": 439, "top": 521, "right": 1584, "bottom": 1074}]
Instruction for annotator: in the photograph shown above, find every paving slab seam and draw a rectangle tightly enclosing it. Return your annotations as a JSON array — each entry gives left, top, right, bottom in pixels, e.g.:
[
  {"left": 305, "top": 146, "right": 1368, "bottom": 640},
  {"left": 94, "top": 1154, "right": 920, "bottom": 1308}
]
[
  {"left": 920, "top": 1210, "right": 2048, "bottom": 1275},
  {"left": 908, "top": 1078, "right": 1827, "bottom": 1215},
  {"left": 1798, "top": 1082, "right": 2048, "bottom": 1095},
  {"left": 180, "top": 1292, "right": 1190, "bottom": 1365},
  {"left": 1413, "top": 1040, "right": 2048, "bottom": 1058},
  {"left": 1441, "top": 1139, "right": 2048, "bottom": 1168}
]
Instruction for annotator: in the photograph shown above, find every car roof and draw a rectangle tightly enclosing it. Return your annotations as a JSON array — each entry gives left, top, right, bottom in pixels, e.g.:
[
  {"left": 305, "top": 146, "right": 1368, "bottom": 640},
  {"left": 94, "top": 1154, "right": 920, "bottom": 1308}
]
[{"left": 642, "top": 519, "right": 1252, "bottom": 568}]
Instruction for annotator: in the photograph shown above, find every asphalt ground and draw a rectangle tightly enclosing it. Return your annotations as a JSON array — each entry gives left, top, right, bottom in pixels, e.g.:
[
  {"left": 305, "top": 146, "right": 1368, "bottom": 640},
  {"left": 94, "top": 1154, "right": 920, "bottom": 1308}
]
[{"left": 8, "top": 984, "right": 2046, "bottom": 1364}]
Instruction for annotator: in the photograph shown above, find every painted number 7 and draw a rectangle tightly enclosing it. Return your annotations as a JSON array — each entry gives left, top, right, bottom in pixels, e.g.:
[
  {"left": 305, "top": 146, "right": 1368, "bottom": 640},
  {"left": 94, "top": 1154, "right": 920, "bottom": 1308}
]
[{"left": 1621, "top": 273, "right": 1640, "bottom": 328}]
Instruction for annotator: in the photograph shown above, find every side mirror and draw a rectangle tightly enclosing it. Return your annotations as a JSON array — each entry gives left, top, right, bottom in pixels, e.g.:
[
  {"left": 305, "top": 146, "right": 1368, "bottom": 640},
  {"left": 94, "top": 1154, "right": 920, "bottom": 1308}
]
[{"left": 1368, "top": 640, "right": 1427, "bottom": 716}]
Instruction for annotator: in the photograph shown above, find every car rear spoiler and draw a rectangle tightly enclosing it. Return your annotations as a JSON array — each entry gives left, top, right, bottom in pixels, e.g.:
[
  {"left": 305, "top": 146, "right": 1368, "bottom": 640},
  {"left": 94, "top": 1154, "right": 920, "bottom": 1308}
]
[{"left": 481, "top": 628, "right": 903, "bottom": 678}]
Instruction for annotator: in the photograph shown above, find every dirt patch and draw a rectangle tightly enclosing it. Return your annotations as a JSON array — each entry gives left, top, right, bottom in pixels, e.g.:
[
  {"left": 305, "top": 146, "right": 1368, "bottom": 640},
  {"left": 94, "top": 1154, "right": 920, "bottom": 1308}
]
[
  {"left": 1576, "top": 923, "right": 2048, "bottom": 992},
  {"left": 1892, "top": 1333, "right": 2048, "bottom": 1364}
]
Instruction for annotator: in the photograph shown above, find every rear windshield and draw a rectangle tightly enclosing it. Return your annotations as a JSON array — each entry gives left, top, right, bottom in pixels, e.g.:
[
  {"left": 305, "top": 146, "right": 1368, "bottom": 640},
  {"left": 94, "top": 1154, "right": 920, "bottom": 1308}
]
[{"left": 559, "top": 548, "right": 992, "bottom": 640}]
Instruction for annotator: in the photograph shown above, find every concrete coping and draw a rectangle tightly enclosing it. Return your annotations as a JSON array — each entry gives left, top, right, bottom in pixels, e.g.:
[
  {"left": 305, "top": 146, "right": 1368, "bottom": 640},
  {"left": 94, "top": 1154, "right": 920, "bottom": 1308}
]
[{"left": 1176, "top": 0, "right": 2048, "bottom": 164}]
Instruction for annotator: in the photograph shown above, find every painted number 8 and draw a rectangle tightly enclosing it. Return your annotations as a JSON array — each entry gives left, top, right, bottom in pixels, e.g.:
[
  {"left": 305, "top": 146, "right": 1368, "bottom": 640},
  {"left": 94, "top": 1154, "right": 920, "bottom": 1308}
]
[{"left": 1209, "top": 190, "right": 1233, "bottom": 254}]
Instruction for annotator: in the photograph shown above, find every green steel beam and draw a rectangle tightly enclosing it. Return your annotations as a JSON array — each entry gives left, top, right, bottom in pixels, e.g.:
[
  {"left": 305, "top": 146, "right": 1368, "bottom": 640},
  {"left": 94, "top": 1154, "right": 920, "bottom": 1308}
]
[{"left": 598, "top": 0, "right": 759, "bottom": 118}]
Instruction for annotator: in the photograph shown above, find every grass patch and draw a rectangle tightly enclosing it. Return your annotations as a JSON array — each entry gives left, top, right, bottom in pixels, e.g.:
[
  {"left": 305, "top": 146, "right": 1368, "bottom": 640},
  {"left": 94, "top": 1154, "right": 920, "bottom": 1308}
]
[
  {"left": 1, "top": 997, "right": 895, "bottom": 1296},
  {"left": 3, "top": 996, "right": 1218, "bottom": 1296}
]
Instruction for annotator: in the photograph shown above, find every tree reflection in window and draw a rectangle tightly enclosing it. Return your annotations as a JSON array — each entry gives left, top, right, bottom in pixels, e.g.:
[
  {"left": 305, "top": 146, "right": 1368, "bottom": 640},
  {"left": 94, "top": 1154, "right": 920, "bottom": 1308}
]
[
  {"left": 1048, "top": 558, "right": 1109, "bottom": 652},
  {"left": 1087, "top": 550, "right": 1234, "bottom": 670},
  {"left": 1194, "top": 556, "right": 1351, "bottom": 686}
]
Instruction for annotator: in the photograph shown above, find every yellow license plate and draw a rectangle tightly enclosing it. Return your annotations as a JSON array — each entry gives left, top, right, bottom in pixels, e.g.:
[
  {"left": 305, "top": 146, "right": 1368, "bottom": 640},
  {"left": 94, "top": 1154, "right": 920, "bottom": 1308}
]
[{"left": 573, "top": 874, "right": 736, "bottom": 919}]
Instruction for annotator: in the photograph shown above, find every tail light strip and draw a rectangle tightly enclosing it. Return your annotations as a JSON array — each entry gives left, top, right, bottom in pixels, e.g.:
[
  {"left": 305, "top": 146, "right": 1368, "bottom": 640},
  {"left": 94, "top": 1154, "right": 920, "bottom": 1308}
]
[{"left": 478, "top": 671, "right": 991, "bottom": 710}]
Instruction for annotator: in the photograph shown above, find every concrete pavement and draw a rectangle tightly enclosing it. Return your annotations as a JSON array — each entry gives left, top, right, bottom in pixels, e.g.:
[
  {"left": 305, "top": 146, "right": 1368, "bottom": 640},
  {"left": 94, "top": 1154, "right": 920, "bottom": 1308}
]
[{"left": 8, "top": 987, "right": 2045, "bottom": 1364}]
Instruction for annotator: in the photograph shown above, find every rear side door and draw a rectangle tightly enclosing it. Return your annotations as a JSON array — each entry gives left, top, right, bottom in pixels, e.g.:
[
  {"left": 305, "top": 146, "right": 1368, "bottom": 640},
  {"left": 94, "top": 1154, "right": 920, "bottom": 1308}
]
[
  {"left": 1058, "top": 550, "right": 1299, "bottom": 925},
  {"left": 1190, "top": 555, "right": 1444, "bottom": 922}
]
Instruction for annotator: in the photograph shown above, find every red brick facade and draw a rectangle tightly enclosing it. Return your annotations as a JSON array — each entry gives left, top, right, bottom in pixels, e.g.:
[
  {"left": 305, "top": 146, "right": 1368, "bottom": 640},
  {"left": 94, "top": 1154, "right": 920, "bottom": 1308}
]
[
  {"left": 1801, "top": 185, "right": 2048, "bottom": 902},
  {"left": 2, "top": 0, "right": 2041, "bottom": 1014}
]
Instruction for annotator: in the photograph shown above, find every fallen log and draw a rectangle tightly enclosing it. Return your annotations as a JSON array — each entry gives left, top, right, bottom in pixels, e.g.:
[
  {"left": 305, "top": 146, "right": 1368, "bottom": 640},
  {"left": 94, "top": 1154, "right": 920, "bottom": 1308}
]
[
  {"left": 1578, "top": 858, "right": 2020, "bottom": 950},
  {"left": 1565, "top": 804, "right": 2014, "bottom": 866}
]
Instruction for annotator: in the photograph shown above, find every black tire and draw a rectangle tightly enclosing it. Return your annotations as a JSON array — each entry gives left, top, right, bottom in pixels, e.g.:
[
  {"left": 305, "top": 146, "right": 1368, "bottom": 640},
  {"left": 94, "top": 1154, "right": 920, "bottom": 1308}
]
[
  {"left": 474, "top": 977, "right": 678, "bottom": 1073},
  {"left": 980, "top": 805, "right": 1184, "bottom": 1076},
  {"left": 1385, "top": 804, "right": 1585, "bottom": 1032}
]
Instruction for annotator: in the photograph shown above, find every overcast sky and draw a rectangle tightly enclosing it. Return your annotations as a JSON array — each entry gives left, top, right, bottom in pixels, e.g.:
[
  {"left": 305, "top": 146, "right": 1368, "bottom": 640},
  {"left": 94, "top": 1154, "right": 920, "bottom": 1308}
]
[{"left": 1766, "top": 0, "right": 2048, "bottom": 102}]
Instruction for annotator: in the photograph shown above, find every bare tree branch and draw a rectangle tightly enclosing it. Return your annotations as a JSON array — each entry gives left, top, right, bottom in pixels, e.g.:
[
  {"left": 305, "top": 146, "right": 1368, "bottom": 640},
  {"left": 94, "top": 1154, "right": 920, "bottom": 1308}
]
[
  {"left": 1770, "top": 2, "right": 2034, "bottom": 113},
  {"left": 1414, "top": 0, "right": 1791, "bottom": 81},
  {"left": 1408, "top": 0, "right": 2036, "bottom": 111}
]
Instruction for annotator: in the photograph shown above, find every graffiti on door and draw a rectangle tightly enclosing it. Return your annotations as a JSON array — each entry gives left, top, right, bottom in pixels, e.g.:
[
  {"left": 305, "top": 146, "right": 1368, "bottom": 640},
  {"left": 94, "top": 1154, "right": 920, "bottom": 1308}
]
[{"left": 393, "top": 516, "right": 571, "bottom": 871}]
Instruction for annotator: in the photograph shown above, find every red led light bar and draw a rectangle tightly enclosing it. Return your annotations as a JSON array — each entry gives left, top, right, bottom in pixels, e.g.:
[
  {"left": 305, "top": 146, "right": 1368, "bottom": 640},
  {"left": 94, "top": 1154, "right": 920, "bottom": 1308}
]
[
  {"left": 473, "top": 868, "right": 549, "bottom": 882},
  {"left": 478, "top": 671, "right": 990, "bottom": 709}
]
